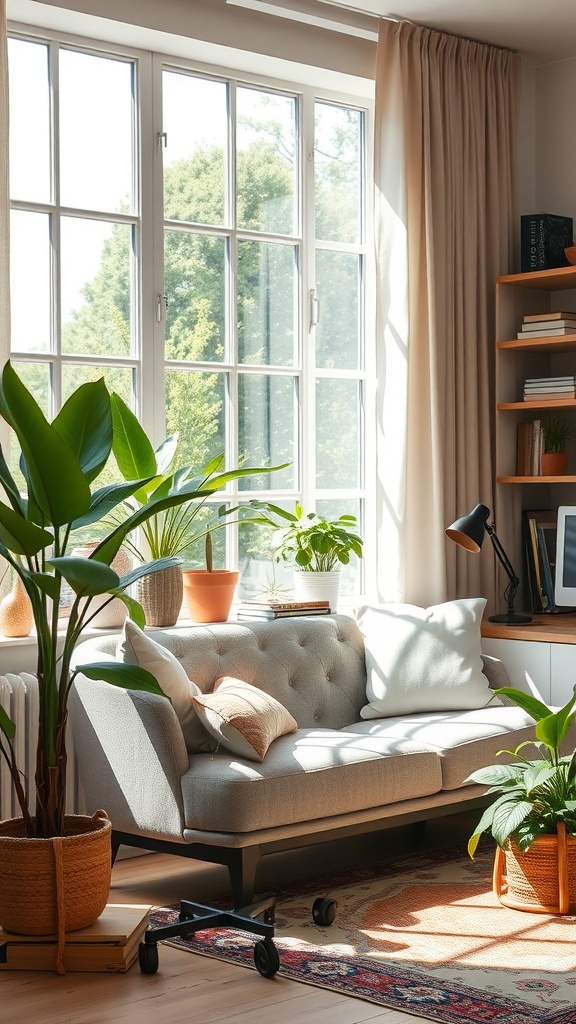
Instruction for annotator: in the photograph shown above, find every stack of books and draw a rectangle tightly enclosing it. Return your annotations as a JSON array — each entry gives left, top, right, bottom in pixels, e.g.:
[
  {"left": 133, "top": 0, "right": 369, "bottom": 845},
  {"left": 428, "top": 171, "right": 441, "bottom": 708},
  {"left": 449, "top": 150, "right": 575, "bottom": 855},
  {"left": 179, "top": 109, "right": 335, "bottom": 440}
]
[
  {"left": 518, "top": 311, "right": 576, "bottom": 339},
  {"left": 522, "top": 511, "right": 558, "bottom": 613},
  {"left": 237, "top": 599, "right": 331, "bottom": 621},
  {"left": 0, "top": 904, "right": 151, "bottom": 973},
  {"left": 523, "top": 376, "right": 576, "bottom": 401}
]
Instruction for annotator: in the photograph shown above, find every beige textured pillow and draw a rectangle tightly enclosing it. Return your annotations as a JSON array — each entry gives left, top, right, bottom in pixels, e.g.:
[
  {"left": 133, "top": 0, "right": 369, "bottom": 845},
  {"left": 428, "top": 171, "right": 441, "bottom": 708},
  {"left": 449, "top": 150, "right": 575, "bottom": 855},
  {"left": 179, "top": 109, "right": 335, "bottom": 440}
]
[
  {"left": 116, "top": 620, "right": 217, "bottom": 754},
  {"left": 192, "top": 676, "right": 298, "bottom": 762}
]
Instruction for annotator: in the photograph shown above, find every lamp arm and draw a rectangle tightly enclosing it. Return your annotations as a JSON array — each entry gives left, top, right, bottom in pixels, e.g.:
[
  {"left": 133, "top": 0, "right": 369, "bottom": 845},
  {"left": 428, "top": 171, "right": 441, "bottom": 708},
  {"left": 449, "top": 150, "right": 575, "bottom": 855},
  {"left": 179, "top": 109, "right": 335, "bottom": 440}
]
[{"left": 484, "top": 523, "right": 518, "bottom": 586}]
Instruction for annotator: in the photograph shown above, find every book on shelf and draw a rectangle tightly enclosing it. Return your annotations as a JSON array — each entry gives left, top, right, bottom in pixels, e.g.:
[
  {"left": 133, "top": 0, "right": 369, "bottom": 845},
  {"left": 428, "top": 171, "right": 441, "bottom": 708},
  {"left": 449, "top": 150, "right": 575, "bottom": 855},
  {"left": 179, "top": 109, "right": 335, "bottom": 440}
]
[
  {"left": 525, "top": 376, "right": 576, "bottom": 385},
  {"left": 522, "top": 510, "right": 558, "bottom": 614},
  {"left": 239, "top": 598, "right": 330, "bottom": 611},
  {"left": 0, "top": 904, "right": 151, "bottom": 972},
  {"left": 523, "top": 311, "right": 576, "bottom": 323},
  {"left": 516, "top": 420, "right": 542, "bottom": 475},
  {"left": 237, "top": 606, "right": 331, "bottom": 620},
  {"left": 520, "top": 213, "right": 573, "bottom": 272},
  {"left": 517, "top": 327, "right": 576, "bottom": 339},
  {"left": 524, "top": 392, "right": 576, "bottom": 401},
  {"left": 521, "top": 319, "right": 576, "bottom": 332}
]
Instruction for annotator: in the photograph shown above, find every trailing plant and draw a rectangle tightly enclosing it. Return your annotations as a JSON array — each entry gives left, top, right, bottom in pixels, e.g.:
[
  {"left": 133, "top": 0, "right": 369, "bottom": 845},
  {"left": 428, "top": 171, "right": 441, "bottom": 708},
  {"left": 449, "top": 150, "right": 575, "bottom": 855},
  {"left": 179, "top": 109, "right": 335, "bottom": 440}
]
[
  {"left": 467, "top": 684, "right": 576, "bottom": 857},
  {"left": 250, "top": 502, "right": 363, "bottom": 572},
  {"left": 0, "top": 361, "right": 277, "bottom": 840}
]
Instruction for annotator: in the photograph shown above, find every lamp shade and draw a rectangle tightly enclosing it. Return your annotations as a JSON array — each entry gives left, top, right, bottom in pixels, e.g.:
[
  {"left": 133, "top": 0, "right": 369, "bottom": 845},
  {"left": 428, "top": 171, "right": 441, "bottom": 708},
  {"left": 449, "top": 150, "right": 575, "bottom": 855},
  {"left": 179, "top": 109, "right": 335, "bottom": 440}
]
[{"left": 445, "top": 503, "right": 490, "bottom": 553}]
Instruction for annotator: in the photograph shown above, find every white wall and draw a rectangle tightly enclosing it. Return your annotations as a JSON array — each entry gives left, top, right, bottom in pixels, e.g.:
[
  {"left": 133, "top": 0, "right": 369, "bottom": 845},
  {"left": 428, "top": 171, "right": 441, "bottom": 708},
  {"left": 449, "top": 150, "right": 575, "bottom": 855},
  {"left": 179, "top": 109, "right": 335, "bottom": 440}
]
[{"left": 534, "top": 57, "right": 576, "bottom": 235}]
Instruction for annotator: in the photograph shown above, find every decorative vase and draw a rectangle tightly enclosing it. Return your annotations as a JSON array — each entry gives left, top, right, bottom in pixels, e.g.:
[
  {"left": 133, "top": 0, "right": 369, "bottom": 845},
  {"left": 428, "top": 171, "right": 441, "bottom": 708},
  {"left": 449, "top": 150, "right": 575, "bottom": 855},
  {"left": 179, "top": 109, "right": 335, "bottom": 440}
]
[
  {"left": 0, "top": 574, "right": 34, "bottom": 637},
  {"left": 182, "top": 569, "right": 239, "bottom": 623},
  {"left": 72, "top": 544, "right": 132, "bottom": 629},
  {"left": 137, "top": 564, "right": 183, "bottom": 627},
  {"left": 293, "top": 569, "right": 342, "bottom": 612},
  {"left": 541, "top": 452, "right": 568, "bottom": 476},
  {"left": 493, "top": 823, "right": 576, "bottom": 914},
  {"left": 0, "top": 810, "right": 112, "bottom": 971}
]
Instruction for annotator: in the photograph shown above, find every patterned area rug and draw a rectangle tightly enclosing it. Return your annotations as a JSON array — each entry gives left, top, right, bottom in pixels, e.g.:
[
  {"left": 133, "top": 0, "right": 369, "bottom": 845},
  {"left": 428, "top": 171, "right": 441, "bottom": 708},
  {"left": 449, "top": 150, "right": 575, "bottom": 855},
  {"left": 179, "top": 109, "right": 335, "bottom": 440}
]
[{"left": 149, "top": 845, "right": 576, "bottom": 1024}]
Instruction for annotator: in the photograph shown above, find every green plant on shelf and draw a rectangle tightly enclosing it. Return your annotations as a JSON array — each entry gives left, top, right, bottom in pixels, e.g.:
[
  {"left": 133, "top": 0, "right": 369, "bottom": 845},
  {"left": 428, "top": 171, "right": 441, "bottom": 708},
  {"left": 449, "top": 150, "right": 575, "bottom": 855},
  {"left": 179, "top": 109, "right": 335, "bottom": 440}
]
[{"left": 542, "top": 415, "right": 576, "bottom": 454}]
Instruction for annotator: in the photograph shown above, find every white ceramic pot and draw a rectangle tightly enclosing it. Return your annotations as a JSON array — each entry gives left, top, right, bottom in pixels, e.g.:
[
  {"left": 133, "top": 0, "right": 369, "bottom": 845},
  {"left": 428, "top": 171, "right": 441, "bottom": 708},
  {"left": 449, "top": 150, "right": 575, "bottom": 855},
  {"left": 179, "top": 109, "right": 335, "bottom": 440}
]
[{"left": 293, "top": 569, "right": 341, "bottom": 612}]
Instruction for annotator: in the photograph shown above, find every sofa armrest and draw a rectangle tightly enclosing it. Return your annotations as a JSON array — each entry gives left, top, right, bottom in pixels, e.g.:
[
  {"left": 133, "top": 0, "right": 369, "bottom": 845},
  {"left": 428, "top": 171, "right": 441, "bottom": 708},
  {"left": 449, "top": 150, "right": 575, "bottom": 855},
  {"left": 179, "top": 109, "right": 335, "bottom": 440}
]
[
  {"left": 481, "top": 653, "right": 510, "bottom": 690},
  {"left": 68, "top": 674, "right": 190, "bottom": 840}
]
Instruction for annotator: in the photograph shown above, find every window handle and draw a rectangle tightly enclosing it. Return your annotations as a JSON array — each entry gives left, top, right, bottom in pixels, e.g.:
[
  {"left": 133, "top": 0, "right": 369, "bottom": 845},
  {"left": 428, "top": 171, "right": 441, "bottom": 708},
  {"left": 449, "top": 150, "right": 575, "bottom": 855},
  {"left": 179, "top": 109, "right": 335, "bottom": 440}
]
[
  {"left": 157, "top": 131, "right": 168, "bottom": 148},
  {"left": 156, "top": 294, "right": 169, "bottom": 323},
  {"left": 310, "top": 288, "right": 320, "bottom": 328}
]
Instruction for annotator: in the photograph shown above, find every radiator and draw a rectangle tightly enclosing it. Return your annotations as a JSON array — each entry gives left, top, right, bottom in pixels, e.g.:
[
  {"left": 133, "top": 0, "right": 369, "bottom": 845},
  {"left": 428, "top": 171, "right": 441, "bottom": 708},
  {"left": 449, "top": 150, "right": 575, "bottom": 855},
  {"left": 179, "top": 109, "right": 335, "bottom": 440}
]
[{"left": 0, "top": 673, "right": 86, "bottom": 820}]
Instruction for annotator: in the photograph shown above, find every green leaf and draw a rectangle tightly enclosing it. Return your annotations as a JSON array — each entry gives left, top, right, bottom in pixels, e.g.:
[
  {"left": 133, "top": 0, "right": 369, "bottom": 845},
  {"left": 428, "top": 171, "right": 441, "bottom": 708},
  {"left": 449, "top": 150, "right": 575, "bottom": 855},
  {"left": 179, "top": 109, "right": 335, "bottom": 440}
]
[
  {"left": 0, "top": 362, "right": 91, "bottom": 526},
  {"left": 0, "top": 704, "right": 16, "bottom": 742},
  {"left": 467, "top": 801, "right": 499, "bottom": 858},
  {"left": 28, "top": 571, "right": 60, "bottom": 600},
  {"left": 76, "top": 662, "right": 167, "bottom": 697},
  {"left": 52, "top": 379, "right": 112, "bottom": 484},
  {"left": 465, "top": 763, "right": 525, "bottom": 787},
  {"left": 155, "top": 434, "right": 179, "bottom": 476},
  {"left": 491, "top": 797, "right": 533, "bottom": 847},
  {"left": 47, "top": 556, "right": 119, "bottom": 596},
  {"left": 111, "top": 393, "right": 157, "bottom": 480},
  {"left": 117, "top": 556, "right": 183, "bottom": 590},
  {"left": 535, "top": 687, "right": 576, "bottom": 752},
  {"left": 0, "top": 501, "right": 54, "bottom": 557},
  {"left": 0, "top": 445, "right": 24, "bottom": 515},
  {"left": 115, "top": 593, "right": 146, "bottom": 630},
  {"left": 493, "top": 686, "right": 552, "bottom": 722},
  {"left": 70, "top": 477, "right": 157, "bottom": 531}
]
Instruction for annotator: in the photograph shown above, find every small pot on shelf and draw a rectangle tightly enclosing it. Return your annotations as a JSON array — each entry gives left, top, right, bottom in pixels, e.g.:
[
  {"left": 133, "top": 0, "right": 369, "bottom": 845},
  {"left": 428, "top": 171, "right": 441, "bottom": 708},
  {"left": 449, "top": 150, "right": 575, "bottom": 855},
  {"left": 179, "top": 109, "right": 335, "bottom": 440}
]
[{"left": 541, "top": 451, "right": 569, "bottom": 476}]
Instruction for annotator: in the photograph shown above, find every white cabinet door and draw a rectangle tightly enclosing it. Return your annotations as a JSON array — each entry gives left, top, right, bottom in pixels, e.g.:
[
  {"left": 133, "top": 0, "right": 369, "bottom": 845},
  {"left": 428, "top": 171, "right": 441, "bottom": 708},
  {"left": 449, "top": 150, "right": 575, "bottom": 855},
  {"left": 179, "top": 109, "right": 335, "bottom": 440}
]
[
  {"left": 481, "top": 637, "right": 551, "bottom": 702},
  {"left": 549, "top": 644, "right": 576, "bottom": 706}
]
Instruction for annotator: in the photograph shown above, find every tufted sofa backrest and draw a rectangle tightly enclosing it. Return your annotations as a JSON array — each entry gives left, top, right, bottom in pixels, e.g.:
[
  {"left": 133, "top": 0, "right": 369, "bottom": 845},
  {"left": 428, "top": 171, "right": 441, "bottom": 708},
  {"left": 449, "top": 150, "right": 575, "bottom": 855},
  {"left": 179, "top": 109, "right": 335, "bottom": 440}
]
[{"left": 73, "top": 614, "right": 368, "bottom": 730}]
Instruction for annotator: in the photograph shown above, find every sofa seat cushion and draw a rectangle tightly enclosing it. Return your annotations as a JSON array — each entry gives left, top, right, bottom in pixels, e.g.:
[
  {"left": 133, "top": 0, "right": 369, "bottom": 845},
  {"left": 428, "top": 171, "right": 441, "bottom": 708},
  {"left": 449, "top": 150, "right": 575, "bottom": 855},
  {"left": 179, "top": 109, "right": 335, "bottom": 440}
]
[
  {"left": 341, "top": 708, "right": 536, "bottom": 790},
  {"left": 181, "top": 729, "right": 442, "bottom": 833}
]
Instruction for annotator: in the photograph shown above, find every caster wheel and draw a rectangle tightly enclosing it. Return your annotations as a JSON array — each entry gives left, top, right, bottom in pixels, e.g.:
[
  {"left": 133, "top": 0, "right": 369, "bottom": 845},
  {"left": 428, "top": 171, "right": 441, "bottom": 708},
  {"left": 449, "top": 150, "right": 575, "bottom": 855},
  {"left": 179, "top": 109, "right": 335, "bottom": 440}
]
[
  {"left": 253, "top": 938, "right": 280, "bottom": 977},
  {"left": 312, "top": 897, "right": 337, "bottom": 926},
  {"left": 138, "top": 941, "right": 159, "bottom": 974}
]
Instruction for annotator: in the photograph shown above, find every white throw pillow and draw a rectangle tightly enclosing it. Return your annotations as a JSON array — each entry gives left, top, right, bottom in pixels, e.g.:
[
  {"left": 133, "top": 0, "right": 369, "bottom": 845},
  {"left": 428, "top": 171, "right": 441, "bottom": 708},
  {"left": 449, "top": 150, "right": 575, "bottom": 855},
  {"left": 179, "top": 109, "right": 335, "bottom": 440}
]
[
  {"left": 356, "top": 599, "right": 500, "bottom": 719},
  {"left": 192, "top": 676, "right": 298, "bottom": 762},
  {"left": 116, "top": 620, "right": 217, "bottom": 753}
]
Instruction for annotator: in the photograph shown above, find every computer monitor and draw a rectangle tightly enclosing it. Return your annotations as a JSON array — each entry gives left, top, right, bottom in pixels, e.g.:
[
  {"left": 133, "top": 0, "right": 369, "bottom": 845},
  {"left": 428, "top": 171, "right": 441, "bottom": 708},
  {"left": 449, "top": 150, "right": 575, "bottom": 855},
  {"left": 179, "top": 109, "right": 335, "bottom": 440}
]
[{"left": 554, "top": 506, "right": 576, "bottom": 607}]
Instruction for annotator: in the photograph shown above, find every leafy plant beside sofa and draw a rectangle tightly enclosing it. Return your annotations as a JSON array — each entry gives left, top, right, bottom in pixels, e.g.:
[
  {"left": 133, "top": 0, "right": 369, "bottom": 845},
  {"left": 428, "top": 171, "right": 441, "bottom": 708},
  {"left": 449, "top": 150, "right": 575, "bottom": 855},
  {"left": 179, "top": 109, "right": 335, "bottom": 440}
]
[
  {"left": 466, "top": 684, "right": 576, "bottom": 857},
  {"left": 252, "top": 502, "right": 363, "bottom": 572}
]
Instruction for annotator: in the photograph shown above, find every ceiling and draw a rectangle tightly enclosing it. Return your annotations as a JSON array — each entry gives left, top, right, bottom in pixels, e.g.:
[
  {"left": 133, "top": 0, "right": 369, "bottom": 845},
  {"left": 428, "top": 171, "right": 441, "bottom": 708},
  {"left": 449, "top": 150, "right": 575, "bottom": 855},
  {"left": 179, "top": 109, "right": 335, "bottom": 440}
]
[{"left": 326, "top": 0, "right": 576, "bottom": 63}]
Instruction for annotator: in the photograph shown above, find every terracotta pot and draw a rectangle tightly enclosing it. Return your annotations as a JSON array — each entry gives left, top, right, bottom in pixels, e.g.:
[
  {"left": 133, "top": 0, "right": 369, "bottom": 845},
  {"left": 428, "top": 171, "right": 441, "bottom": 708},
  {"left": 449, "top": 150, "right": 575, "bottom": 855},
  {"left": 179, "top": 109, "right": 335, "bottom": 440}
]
[
  {"left": 0, "top": 811, "right": 112, "bottom": 938},
  {"left": 541, "top": 452, "right": 568, "bottom": 476},
  {"left": 137, "top": 564, "right": 183, "bottom": 627},
  {"left": 493, "top": 824, "right": 576, "bottom": 914},
  {"left": 182, "top": 569, "right": 239, "bottom": 623}
]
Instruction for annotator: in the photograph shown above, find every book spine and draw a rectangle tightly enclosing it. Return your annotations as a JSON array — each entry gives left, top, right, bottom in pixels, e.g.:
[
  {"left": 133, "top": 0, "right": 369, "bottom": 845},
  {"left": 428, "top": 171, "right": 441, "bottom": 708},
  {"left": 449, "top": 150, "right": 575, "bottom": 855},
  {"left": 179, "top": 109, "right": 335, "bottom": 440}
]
[
  {"left": 523, "top": 311, "right": 576, "bottom": 322},
  {"left": 521, "top": 320, "right": 576, "bottom": 331},
  {"left": 517, "top": 328, "right": 576, "bottom": 339}
]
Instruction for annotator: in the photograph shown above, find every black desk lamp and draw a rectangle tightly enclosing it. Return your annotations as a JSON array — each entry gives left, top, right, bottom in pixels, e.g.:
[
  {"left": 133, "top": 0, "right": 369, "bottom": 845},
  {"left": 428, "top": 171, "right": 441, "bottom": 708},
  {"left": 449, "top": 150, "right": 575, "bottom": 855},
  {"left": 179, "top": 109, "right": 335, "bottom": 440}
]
[{"left": 445, "top": 503, "right": 532, "bottom": 624}]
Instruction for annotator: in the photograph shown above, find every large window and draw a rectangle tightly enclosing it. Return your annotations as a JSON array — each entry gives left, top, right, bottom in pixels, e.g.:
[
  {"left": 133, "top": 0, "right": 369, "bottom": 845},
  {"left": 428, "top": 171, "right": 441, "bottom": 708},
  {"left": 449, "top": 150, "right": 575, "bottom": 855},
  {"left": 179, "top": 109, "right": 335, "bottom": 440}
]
[{"left": 7, "top": 31, "right": 371, "bottom": 601}]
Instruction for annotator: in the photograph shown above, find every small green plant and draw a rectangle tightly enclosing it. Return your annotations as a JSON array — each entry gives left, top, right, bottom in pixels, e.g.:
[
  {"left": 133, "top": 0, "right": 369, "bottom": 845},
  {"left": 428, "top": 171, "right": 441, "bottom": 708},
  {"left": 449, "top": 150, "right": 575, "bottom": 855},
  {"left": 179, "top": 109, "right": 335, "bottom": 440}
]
[
  {"left": 542, "top": 415, "right": 576, "bottom": 454},
  {"left": 250, "top": 502, "right": 363, "bottom": 572},
  {"left": 466, "top": 685, "right": 576, "bottom": 858}
]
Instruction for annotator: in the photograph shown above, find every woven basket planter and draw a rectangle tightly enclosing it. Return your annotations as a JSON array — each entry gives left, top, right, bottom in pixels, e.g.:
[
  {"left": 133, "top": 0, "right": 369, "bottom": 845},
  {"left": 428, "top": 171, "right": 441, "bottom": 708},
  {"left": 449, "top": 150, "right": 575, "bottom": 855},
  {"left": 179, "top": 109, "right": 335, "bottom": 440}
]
[
  {"left": 0, "top": 811, "right": 112, "bottom": 940},
  {"left": 137, "top": 564, "right": 183, "bottom": 626},
  {"left": 493, "top": 823, "right": 576, "bottom": 914}
]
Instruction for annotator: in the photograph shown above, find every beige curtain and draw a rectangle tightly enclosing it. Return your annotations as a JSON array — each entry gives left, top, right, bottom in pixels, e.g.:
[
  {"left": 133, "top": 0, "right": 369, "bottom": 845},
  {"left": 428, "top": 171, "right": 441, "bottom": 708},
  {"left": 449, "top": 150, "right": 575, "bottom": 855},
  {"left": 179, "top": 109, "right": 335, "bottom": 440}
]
[
  {"left": 374, "top": 18, "right": 520, "bottom": 613},
  {"left": 0, "top": 0, "right": 8, "bottom": 371}
]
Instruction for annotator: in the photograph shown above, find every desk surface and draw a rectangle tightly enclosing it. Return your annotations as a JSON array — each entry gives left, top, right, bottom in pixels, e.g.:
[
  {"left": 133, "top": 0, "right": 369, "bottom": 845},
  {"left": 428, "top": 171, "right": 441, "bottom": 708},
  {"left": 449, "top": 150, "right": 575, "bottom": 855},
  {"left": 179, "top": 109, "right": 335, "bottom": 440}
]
[{"left": 482, "top": 614, "right": 576, "bottom": 644}]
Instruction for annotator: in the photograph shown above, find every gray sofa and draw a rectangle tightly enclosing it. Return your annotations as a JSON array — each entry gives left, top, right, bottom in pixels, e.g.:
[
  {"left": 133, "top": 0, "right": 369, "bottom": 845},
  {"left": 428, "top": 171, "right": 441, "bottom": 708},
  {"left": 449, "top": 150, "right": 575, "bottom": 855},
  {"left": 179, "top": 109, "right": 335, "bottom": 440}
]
[{"left": 68, "top": 613, "right": 537, "bottom": 907}]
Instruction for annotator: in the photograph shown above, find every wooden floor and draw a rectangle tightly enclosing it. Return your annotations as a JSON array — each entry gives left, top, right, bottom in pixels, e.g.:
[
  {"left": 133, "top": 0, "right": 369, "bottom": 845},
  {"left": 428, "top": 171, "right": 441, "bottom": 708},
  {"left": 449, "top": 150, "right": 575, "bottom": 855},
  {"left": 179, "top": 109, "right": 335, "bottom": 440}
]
[{"left": 1, "top": 811, "right": 478, "bottom": 1024}]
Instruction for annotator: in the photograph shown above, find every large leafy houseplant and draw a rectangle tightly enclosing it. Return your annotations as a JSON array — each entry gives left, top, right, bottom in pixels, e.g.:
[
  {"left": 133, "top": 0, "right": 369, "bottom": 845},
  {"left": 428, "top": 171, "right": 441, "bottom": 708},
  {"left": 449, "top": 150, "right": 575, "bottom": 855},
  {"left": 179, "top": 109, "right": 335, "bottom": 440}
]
[
  {"left": 0, "top": 361, "right": 272, "bottom": 840},
  {"left": 467, "top": 685, "right": 576, "bottom": 858},
  {"left": 254, "top": 502, "right": 363, "bottom": 572}
]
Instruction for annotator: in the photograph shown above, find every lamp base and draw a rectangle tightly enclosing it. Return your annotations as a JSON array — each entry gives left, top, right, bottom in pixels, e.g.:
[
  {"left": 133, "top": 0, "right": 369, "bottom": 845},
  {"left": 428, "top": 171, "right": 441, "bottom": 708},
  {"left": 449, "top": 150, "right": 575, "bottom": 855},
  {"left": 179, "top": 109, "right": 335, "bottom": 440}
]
[{"left": 488, "top": 612, "right": 532, "bottom": 624}]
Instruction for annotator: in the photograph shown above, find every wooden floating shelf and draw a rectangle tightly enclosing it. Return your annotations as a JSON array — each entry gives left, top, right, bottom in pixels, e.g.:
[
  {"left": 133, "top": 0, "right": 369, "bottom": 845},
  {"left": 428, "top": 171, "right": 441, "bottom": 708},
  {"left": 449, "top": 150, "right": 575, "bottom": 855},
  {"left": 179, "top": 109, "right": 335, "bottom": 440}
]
[
  {"left": 497, "top": 266, "right": 576, "bottom": 288},
  {"left": 497, "top": 475, "right": 576, "bottom": 484},
  {"left": 497, "top": 335, "right": 576, "bottom": 352},
  {"left": 498, "top": 400, "right": 576, "bottom": 410}
]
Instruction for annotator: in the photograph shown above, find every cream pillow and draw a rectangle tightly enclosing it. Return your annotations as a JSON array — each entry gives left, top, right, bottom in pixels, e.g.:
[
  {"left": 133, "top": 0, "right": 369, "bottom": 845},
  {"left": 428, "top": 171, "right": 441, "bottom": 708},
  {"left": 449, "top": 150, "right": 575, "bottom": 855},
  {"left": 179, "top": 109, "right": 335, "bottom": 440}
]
[
  {"left": 192, "top": 676, "right": 298, "bottom": 762},
  {"left": 116, "top": 620, "right": 217, "bottom": 753},
  {"left": 356, "top": 599, "right": 500, "bottom": 719}
]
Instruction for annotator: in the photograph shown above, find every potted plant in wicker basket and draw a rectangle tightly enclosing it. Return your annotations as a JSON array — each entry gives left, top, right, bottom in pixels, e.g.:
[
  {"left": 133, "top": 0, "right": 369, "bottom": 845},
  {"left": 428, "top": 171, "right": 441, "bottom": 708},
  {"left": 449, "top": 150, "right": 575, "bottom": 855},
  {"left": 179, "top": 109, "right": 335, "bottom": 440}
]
[
  {"left": 0, "top": 361, "right": 250, "bottom": 968},
  {"left": 466, "top": 684, "right": 576, "bottom": 914}
]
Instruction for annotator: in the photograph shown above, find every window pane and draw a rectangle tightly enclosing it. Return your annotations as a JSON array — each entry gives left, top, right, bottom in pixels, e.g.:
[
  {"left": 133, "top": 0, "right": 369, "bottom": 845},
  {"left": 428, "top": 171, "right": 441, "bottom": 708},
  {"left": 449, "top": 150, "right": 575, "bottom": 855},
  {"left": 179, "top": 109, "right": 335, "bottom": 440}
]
[
  {"left": 238, "top": 501, "right": 293, "bottom": 600},
  {"left": 315, "top": 102, "right": 362, "bottom": 244},
  {"left": 237, "top": 88, "right": 297, "bottom": 235},
  {"left": 10, "top": 361, "right": 51, "bottom": 486},
  {"left": 8, "top": 39, "right": 50, "bottom": 203},
  {"left": 316, "top": 378, "right": 359, "bottom": 488},
  {"left": 165, "top": 369, "right": 225, "bottom": 471},
  {"left": 61, "top": 218, "right": 133, "bottom": 357},
  {"left": 316, "top": 251, "right": 360, "bottom": 370},
  {"left": 162, "top": 71, "right": 227, "bottom": 226},
  {"left": 10, "top": 210, "right": 51, "bottom": 353},
  {"left": 61, "top": 363, "right": 133, "bottom": 407},
  {"left": 165, "top": 231, "right": 225, "bottom": 363},
  {"left": 238, "top": 374, "right": 295, "bottom": 490},
  {"left": 179, "top": 505, "right": 225, "bottom": 571},
  {"left": 59, "top": 50, "right": 134, "bottom": 214},
  {"left": 238, "top": 241, "right": 296, "bottom": 366}
]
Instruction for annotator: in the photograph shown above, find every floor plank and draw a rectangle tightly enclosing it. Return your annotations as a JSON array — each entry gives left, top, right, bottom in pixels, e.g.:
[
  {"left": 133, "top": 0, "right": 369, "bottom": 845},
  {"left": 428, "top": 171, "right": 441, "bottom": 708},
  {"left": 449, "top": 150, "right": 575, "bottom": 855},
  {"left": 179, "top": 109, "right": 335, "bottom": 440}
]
[{"left": 0, "top": 811, "right": 477, "bottom": 1024}]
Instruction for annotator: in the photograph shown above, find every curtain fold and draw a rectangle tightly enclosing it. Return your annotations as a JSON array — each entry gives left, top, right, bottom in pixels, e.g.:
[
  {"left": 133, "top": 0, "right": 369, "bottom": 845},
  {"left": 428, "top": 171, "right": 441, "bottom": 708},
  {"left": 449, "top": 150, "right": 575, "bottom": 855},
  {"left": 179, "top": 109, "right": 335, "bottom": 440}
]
[
  {"left": 374, "top": 19, "right": 520, "bottom": 613},
  {"left": 0, "top": 0, "right": 8, "bottom": 365}
]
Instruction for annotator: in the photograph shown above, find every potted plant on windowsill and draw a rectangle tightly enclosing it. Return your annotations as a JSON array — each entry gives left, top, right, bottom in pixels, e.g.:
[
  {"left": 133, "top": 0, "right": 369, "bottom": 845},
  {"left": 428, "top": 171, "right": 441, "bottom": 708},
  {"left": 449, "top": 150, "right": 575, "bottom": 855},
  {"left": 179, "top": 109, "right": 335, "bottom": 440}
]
[
  {"left": 466, "top": 684, "right": 576, "bottom": 914},
  {"left": 0, "top": 361, "right": 248, "bottom": 965},
  {"left": 541, "top": 415, "right": 575, "bottom": 476},
  {"left": 250, "top": 502, "right": 363, "bottom": 611}
]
